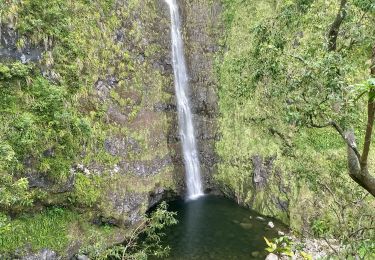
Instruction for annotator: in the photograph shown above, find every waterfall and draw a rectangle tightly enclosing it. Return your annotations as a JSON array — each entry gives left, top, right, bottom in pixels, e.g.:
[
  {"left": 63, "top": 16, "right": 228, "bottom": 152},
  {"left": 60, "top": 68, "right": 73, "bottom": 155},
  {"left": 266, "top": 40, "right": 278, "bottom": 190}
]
[{"left": 165, "top": 0, "right": 204, "bottom": 200}]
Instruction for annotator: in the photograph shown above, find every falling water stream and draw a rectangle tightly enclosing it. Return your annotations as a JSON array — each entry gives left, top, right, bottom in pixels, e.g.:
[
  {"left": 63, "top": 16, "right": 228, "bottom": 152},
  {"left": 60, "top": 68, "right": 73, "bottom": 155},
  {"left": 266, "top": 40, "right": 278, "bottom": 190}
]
[{"left": 165, "top": 0, "right": 203, "bottom": 199}]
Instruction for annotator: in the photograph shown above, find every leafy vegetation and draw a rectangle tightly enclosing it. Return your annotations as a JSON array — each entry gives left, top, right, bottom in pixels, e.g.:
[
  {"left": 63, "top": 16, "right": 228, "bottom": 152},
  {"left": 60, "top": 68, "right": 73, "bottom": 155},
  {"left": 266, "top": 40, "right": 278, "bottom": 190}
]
[
  {"left": 264, "top": 236, "right": 294, "bottom": 257},
  {"left": 264, "top": 235, "right": 314, "bottom": 260},
  {"left": 0, "top": 0, "right": 176, "bottom": 257},
  {"left": 0, "top": 0, "right": 174, "bottom": 209},
  {"left": 80, "top": 202, "right": 177, "bottom": 260},
  {"left": 0, "top": 206, "right": 129, "bottom": 258},
  {"left": 1, "top": 207, "right": 80, "bottom": 255},
  {"left": 0, "top": 0, "right": 374, "bottom": 258},
  {"left": 216, "top": 0, "right": 375, "bottom": 257},
  {"left": 0, "top": 203, "right": 176, "bottom": 259},
  {"left": 69, "top": 173, "right": 103, "bottom": 207}
]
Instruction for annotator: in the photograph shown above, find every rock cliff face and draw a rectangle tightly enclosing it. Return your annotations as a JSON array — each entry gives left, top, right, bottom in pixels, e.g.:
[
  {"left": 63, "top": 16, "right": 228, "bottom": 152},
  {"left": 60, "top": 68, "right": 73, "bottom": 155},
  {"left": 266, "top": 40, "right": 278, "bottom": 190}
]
[
  {"left": 0, "top": 0, "right": 221, "bottom": 256},
  {"left": 91, "top": 0, "right": 221, "bottom": 223},
  {"left": 166, "top": 1, "right": 221, "bottom": 194},
  {"left": 0, "top": 0, "right": 297, "bottom": 246},
  {"left": 182, "top": 1, "right": 221, "bottom": 192}
]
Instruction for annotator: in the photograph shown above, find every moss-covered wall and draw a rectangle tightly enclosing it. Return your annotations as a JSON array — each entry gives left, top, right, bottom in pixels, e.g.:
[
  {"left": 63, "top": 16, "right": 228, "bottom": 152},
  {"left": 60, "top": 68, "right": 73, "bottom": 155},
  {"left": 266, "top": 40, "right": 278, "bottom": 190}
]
[
  {"left": 4, "top": 0, "right": 373, "bottom": 257},
  {"left": 215, "top": 0, "right": 375, "bottom": 249},
  {"left": 0, "top": 0, "right": 221, "bottom": 257},
  {"left": 180, "top": 0, "right": 222, "bottom": 191}
]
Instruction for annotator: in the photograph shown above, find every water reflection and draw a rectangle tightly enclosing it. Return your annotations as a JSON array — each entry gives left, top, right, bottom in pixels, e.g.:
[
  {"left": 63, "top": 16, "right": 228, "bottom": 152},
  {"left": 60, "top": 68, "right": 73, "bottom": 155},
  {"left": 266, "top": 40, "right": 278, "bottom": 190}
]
[{"left": 158, "top": 196, "right": 284, "bottom": 260}]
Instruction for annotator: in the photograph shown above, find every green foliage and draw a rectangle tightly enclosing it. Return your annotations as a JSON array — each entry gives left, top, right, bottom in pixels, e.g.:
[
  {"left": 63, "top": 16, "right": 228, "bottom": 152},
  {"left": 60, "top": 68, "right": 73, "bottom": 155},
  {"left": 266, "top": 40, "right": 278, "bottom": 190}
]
[
  {"left": 216, "top": 0, "right": 375, "bottom": 256},
  {"left": 17, "top": 0, "right": 70, "bottom": 39},
  {"left": 0, "top": 142, "right": 16, "bottom": 167},
  {"left": 355, "top": 78, "right": 375, "bottom": 102},
  {"left": 0, "top": 213, "right": 11, "bottom": 236},
  {"left": 264, "top": 236, "right": 315, "bottom": 259},
  {"left": 140, "top": 202, "right": 178, "bottom": 258},
  {"left": 352, "top": 0, "right": 375, "bottom": 13},
  {"left": 300, "top": 251, "right": 313, "bottom": 260},
  {"left": 73, "top": 223, "right": 117, "bottom": 259},
  {"left": 0, "top": 0, "right": 176, "bottom": 257},
  {"left": 83, "top": 202, "right": 178, "bottom": 260},
  {"left": 311, "top": 219, "right": 332, "bottom": 237},
  {"left": 0, "top": 207, "right": 122, "bottom": 258},
  {"left": 70, "top": 173, "right": 103, "bottom": 207},
  {"left": 336, "top": 239, "right": 375, "bottom": 259},
  {"left": 0, "top": 207, "right": 76, "bottom": 255},
  {"left": 1, "top": 72, "right": 92, "bottom": 182},
  {"left": 264, "top": 236, "right": 294, "bottom": 257},
  {"left": 0, "top": 173, "right": 34, "bottom": 210},
  {"left": 0, "top": 62, "right": 31, "bottom": 80},
  {"left": 356, "top": 240, "right": 375, "bottom": 259},
  {"left": 0, "top": 0, "right": 174, "bottom": 220}
]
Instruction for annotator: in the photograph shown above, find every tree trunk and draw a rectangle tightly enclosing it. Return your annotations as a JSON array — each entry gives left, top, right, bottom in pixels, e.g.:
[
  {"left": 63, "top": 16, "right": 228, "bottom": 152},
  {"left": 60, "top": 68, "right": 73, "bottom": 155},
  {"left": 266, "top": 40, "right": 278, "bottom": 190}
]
[
  {"left": 345, "top": 131, "right": 375, "bottom": 197},
  {"left": 328, "top": 0, "right": 348, "bottom": 51},
  {"left": 344, "top": 44, "right": 375, "bottom": 197},
  {"left": 360, "top": 93, "right": 375, "bottom": 169},
  {"left": 360, "top": 44, "right": 375, "bottom": 195},
  {"left": 360, "top": 43, "right": 375, "bottom": 168}
]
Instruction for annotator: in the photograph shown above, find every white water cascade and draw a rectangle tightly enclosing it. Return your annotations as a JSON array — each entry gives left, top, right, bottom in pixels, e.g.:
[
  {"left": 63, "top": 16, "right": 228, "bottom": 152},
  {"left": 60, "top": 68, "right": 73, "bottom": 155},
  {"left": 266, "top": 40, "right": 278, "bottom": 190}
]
[{"left": 165, "top": 0, "right": 204, "bottom": 200}]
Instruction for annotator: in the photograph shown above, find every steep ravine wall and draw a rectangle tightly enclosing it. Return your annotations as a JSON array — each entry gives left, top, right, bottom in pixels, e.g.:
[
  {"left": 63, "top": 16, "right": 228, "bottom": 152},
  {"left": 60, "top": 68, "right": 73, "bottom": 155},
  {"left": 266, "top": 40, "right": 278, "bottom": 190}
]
[
  {"left": 91, "top": 0, "right": 222, "bottom": 223},
  {"left": 4, "top": 0, "right": 372, "bottom": 258},
  {"left": 182, "top": 1, "right": 221, "bottom": 192},
  {"left": 214, "top": 0, "right": 375, "bottom": 243},
  {"left": 0, "top": 0, "right": 221, "bottom": 257},
  {"left": 169, "top": 0, "right": 222, "bottom": 194}
]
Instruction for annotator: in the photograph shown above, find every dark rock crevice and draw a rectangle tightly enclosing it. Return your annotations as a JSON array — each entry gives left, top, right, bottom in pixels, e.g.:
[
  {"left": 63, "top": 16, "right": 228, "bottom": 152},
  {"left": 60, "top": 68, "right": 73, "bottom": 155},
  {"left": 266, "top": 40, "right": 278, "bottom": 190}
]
[{"left": 0, "top": 24, "right": 43, "bottom": 63}]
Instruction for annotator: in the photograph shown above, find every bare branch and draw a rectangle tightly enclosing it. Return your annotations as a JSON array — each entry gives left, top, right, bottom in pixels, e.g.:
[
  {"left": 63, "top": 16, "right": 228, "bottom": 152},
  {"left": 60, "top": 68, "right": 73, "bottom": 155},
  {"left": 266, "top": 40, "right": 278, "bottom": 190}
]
[
  {"left": 328, "top": 0, "right": 348, "bottom": 51},
  {"left": 307, "top": 115, "right": 361, "bottom": 160}
]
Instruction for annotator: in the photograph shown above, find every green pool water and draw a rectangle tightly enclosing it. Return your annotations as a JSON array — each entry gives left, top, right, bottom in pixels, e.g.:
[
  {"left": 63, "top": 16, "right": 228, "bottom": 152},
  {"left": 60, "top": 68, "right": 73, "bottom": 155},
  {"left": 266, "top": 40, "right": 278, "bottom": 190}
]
[{"left": 157, "top": 195, "right": 284, "bottom": 260}]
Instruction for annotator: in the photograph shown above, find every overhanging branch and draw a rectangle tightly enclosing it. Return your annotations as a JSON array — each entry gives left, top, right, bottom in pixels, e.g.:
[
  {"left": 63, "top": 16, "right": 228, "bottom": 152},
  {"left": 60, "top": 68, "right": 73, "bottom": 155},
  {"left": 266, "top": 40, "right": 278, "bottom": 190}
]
[{"left": 307, "top": 115, "right": 361, "bottom": 160}]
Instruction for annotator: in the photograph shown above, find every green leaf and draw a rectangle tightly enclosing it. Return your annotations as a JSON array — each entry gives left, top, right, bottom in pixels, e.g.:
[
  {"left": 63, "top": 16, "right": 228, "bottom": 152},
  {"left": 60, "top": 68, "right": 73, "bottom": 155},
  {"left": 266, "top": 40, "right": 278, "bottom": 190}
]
[
  {"left": 264, "top": 237, "right": 273, "bottom": 247},
  {"left": 301, "top": 251, "right": 313, "bottom": 260}
]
